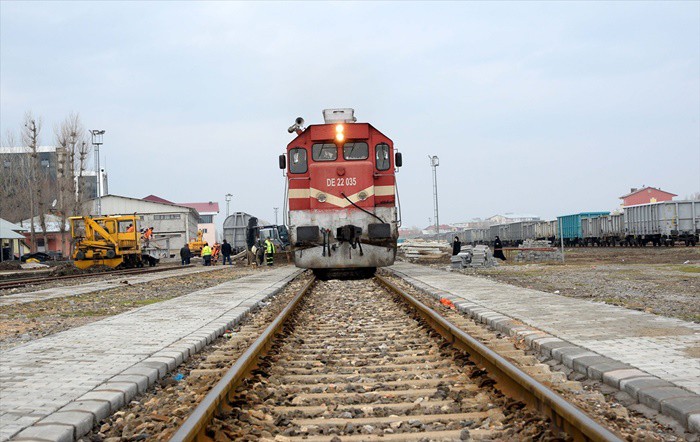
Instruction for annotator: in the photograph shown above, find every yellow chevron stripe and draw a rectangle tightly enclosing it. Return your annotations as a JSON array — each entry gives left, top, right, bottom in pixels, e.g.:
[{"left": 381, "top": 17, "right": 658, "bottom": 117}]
[
  {"left": 374, "top": 185, "right": 395, "bottom": 196},
  {"left": 289, "top": 188, "right": 310, "bottom": 198}
]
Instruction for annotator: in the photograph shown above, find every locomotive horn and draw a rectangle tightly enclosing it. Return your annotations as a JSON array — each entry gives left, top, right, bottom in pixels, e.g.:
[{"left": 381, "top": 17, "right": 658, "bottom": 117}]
[{"left": 287, "top": 116, "right": 306, "bottom": 134}]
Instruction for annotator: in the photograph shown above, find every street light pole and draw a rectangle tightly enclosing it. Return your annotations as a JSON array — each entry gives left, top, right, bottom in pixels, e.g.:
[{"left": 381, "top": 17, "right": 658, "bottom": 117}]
[
  {"left": 91, "top": 130, "right": 105, "bottom": 215},
  {"left": 428, "top": 155, "right": 440, "bottom": 235},
  {"left": 225, "top": 193, "right": 232, "bottom": 217}
]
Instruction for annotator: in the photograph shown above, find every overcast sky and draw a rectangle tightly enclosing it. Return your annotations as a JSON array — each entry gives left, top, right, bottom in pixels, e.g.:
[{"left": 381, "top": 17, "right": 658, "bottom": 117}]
[{"left": 2, "top": 1, "right": 699, "bottom": 230}]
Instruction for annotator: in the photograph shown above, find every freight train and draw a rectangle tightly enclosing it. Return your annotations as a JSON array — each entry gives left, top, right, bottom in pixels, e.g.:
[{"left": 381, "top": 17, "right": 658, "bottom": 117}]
[
  {"left": 442, "top": 200, "right": 699, "bottom": 247},
  {"left": 280, "top": 108, "right": 402, "bottom": 275}
]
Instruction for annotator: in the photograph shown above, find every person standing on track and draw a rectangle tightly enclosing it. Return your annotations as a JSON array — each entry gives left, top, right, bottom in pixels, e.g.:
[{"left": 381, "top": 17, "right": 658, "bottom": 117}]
[
  {"left": 221, "top": 239, "right": 233, "bottom": 265},
  {"left": 264, "top": 237, "right": 275, "bottom": 266},
  {"left": 201, "top": 243, "right": 212, "bottom": 266},
  {"left": 180, "top": 244, "right": 191, "bottom": 265}
]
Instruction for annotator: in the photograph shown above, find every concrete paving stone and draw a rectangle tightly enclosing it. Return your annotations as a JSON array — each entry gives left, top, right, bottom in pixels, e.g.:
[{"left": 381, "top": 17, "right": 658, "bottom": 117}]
[
  {"left": 120, "top": 365, "right": 159, "bottom": 384},
  {"left": 58, "top": 399, "right": 111, "bottom": 423},
  {"left": 140, "top": 359, "right": 169, "bottom": 377},
  {"left": 660, "top": 396, "right": 700, "bottom": 428},
  {"left": 621, "top": 377, "right": 675, "bottom": 401},
  {"left": 153, "top": 351, "right": 185, "bottom": 366},
  {"left": 538, "top": 339, "right": 575, "bottom": 357},
  {"left": 94, "top": 382, "right": 138, "bottom": 402},
  {"left": 689, "top": 413, "right": 700, "bottom": 433},
  {"left": 529, "top": 336, "right": 561, "bottom": 351},
  {"left": 148, "top": 356, "right": 178, "bottom": 372},
  {"left": 108, "top": 374, "right": 149, "bottom": 394},
  {"left": 13, "top": 423, "right": 74, "bottom": 442},
  {"left": 38, "top": 410, "right": 93, "bottom": 439},
  {"left": 77, "top": 390, "right": 124, "bottom": 412},
  {"left": 586, "top": 361, "right": 635, "bottom": 380},
  {"left": 571, "top": 355, "right": 614, "bottom": 375},
  {"left": 639, "top": 387, "right": 696, "bottom": 411},
  {"left": 552, "top": 347, "right": 597, "bottom": 367}
]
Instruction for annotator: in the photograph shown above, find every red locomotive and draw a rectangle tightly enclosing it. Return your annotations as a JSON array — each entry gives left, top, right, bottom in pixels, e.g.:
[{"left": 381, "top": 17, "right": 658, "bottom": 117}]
[{"left": 279, "top": 108, "right": 402, "bottom": 275}]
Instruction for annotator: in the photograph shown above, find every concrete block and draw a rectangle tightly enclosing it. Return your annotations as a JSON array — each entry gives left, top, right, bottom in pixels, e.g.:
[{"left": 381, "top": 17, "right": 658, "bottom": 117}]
[
  {"left": 551, "top": 347, "right": 595, "bottom": 367},
  {"left": 571, "top": 355, "right": 612, "bottom": 375},
  {"left": 141, "top": 359, "right": 169, "bottom": 377},
  {"left": 149, "top": 356, "right": 178, "bottom": 372},
  {"left": 602, "top": 369, "right": 652, "bottom": 388},
  {"left": 13, "top": 424, "right": 73, "bottom": 442},
  {"left": 688, "top": 413, "right": 700, "bottom": 433},
  {"left": 39, "top": 411, "right": 93, "bottom": 439},
  {"left": 59, "top": 399, "right": 111, "bottom": 423},
  {"left": 639, "top": 387, "right": 695, "bottom": 411},
  {"left": 586, "top": 361, "right": 634, "bottom": 380},
  {"left": 78, "top": 390, "right": 125, "bottom": 412},
  {"left": 109, "top": 374, "right": 149, "bottom": 393},
  {"left": 538, "top": 339, "right": 574, "bottom": 357},
  {"left": 621, "top": 377, "right": 674, "bottom": 401},
  {"left": 660, "top": 396, "right": 700, "bottom": 428},
  {"left": 121, "top": 365, "right": 159, "bottom": 384},
  {"left": 96, "top": 382, "right": 139, "bottom": 402},
  {"left": 154, "top": 350, "right": 185, "bottom": 366}
]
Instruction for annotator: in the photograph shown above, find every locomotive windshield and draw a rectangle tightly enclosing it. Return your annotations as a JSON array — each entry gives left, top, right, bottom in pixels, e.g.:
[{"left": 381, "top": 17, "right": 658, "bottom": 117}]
[
  {"left": 343, "top": 142, "right": 368, "bottom": 160},
  {"left": 312, "top": 143, "right": 337, "bottom": 161}
]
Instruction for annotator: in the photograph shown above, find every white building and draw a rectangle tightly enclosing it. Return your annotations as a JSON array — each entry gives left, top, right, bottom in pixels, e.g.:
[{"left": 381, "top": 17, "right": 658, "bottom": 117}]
[{"left": 180, "top": 202, "right": 220, "bottom": 246}]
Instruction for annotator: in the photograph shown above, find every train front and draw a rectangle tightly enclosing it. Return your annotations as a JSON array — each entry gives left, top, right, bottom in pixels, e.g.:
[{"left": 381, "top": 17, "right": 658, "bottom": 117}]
[{"left": 280, "top": 108, "right": 401, "bottom": 270}]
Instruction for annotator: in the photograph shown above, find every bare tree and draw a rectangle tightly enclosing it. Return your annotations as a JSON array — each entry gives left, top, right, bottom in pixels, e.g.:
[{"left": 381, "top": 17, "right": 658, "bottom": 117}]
[
  {"left": 55, "top": 113, "right": 87, "bottom": 253},
  {"left": 21, "top": 112, "right": 45, "bottom": 252}
]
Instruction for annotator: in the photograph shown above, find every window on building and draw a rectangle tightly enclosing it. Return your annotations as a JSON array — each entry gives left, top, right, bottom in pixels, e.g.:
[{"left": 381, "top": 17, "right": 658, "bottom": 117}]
[
  {"left": 289, "top": 147, "right": 307, "bottom": 174},
  {"left": 201, "top": 228, "right": 208, "bottom": 233},
  {"left": 154, "top": 214, "right": 181, "bottom": 220},
  {"left": 375, "top": 143, "right": 391, "bottom": 171},
  {"left": 200, "top": 215, "right": 213, "bottom": 223},
  {"left": 312, "top": 143, "right": 337, "bottom": 161},
  {"left": 343, "top": 142, "right": 369, "bottom": 160},
  {"left": 40, "top": 159, "right": 50, "bottom": 168}
]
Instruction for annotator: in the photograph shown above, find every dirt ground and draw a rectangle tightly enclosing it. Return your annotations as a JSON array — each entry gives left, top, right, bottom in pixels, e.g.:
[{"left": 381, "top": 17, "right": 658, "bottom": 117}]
[{"left": 456, "top": 247, "right": 700, "bottom": 323}]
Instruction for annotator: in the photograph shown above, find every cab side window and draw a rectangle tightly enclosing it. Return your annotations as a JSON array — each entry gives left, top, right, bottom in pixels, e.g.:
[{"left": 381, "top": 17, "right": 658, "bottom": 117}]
[
  {"left": 289, "top": 147, "right": 307, "bottom": 174},
  {"left": 375, "top": 143, "right": 391, "bottom": 171}
]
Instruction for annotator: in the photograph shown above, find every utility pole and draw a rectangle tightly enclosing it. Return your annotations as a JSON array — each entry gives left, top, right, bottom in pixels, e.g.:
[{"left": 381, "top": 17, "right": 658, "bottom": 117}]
[
  {"left": 274, "top": 207, "right": 279, "bottom": 225},
  {"left": 91, "top": 130, "right": 105, "bottom": 215},
  {"left": 428, "top": 155, "right": 440, "bottom": 234},
  {"left": 225, "top": 193, "right": 232, "bottom": 217}
]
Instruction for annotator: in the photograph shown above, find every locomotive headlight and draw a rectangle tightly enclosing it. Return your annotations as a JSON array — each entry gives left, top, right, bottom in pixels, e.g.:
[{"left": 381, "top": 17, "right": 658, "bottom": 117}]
[
  {"left": 316, "top": 193, "right": 327, "bottom": 203},
  {"left": 358, "top": 191, "right": 368, "bottom": 201},
  {"left": 335, "top": 124, "right": 344, "bottom": 142}
]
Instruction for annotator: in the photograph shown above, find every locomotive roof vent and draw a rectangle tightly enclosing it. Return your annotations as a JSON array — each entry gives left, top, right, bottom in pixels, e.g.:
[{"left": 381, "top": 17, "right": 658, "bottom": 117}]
[{"left": 323, "top": 108, "right": 357, "bottom": 124}]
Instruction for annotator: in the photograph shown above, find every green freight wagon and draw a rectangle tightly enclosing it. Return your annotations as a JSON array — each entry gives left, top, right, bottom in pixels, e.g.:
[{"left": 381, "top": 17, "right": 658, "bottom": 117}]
[{"left": 556, "top": 212, "right": 609, "bottom": 246}]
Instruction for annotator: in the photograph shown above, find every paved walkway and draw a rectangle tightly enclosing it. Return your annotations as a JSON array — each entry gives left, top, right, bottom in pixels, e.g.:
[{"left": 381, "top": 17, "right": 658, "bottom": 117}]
[
  {"left": 390, "top": 262, "right": 700, "bottom": 431},
  {"left": 0, "top": 266, "right": 225, "bottom": 307},
  {"left": 0, "top": 265, "right": 301, "bottom": 441}
]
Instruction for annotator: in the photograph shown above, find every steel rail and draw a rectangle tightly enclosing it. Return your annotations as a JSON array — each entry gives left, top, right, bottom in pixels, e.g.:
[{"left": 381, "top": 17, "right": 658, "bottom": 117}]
[
  {"left": 0, "top": 264, "right": 194, "bottom": 291},
  {"left": 375, "top": 274, "right": 621, "bottom": 442},
  {"left": 170, "top": 276, "right": 316, "bottom": 442}
]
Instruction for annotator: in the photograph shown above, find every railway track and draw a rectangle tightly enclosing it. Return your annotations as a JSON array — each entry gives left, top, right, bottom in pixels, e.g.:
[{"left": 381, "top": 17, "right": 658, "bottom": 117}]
[
  {"left": 170, "top": 275, "right": 621, "bottom": 441},
  {"left": 0, "top": 264, "right": 192, "bottom": 291}
]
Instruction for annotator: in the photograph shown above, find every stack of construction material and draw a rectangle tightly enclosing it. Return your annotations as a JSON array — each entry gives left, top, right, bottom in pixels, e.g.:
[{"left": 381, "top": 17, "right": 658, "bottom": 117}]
[
  {"left": 453, "top": 245, "right": 496, "bottom": 269},
  {"left": 470, "top": 245, "right": 495, "bottom": 268},
  {"left": 399, "top": 240, "right": 449, "bottom": 261},
  {"left": 514, "top": 240, "right": 562, "bottom": 263}
]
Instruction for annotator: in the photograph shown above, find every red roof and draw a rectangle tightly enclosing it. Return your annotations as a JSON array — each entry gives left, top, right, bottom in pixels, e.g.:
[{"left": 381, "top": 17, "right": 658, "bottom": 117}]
[
  {"left": 180, "top": 202, "right": 220, "bottom": 214},
  {"left": 619, "top": 186, "right": 677, "bottom": 199},
  {"left": 143, "top": 195, "right": 174, "bottom": 204}
]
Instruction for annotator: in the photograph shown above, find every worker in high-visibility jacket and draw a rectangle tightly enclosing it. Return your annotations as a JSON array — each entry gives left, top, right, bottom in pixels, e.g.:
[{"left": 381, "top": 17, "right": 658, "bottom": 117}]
[
  {"left": 264, "top": 238, "right": 275, "bottom": 266},
  {"left": 201, "top": 243, "right": 212, "bottom": 266}
]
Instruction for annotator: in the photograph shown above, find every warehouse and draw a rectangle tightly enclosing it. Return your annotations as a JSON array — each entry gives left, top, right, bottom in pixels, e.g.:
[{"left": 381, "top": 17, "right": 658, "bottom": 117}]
[{"left": 82, "top": 195, "right": 200, "bottom": 255}]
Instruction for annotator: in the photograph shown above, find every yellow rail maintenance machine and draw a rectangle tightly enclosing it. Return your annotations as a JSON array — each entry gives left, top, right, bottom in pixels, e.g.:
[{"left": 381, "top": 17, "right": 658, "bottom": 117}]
[{"left": 69, "top": 215, "right": 168, "bottom": 269}]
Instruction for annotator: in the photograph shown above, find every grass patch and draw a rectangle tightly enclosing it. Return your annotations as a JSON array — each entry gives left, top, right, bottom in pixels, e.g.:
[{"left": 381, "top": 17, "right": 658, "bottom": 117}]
[{"left": 670, "top": 265, "right": 700, "bottom": 274}]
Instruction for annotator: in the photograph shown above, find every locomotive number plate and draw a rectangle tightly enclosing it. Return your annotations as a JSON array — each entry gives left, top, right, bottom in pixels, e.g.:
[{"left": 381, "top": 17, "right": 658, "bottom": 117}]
[{"left": 326, "top": 177, "right": 357, "bottom": 187}]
